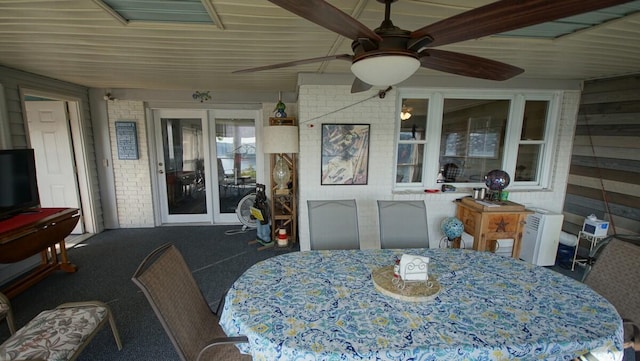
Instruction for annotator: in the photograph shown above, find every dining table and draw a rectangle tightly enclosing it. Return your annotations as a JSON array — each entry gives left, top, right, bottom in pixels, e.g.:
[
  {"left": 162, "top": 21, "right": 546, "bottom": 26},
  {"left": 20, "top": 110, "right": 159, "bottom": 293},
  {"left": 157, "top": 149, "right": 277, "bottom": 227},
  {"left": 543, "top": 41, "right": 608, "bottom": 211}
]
[{"left": 219, "top": 248, "right": 623, "bottom": 361}]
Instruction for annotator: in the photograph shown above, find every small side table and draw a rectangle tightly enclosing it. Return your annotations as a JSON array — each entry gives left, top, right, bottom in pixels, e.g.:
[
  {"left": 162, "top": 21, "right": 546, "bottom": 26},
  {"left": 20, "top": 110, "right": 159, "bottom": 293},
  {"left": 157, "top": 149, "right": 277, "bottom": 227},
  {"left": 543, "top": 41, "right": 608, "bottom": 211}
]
[
  {"left": 571, "top": 231, "right": 607, "bottom": 271},
  {"left": 456, "top": 198, "right": 531, "bottom": 258}
]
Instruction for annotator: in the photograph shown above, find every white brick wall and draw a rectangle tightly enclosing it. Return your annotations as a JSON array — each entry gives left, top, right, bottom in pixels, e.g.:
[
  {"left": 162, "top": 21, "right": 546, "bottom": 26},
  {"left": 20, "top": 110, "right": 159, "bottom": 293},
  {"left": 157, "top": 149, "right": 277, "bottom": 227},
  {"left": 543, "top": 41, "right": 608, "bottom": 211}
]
[
  {"left": 297, "top": 85, "right": 581, "bottom": 250},
  {"left": 100, "top": 89, "right": 579, "bottom": 239},
  {"left": 107, "top": 100, "right": 154, "bottom": 227}
]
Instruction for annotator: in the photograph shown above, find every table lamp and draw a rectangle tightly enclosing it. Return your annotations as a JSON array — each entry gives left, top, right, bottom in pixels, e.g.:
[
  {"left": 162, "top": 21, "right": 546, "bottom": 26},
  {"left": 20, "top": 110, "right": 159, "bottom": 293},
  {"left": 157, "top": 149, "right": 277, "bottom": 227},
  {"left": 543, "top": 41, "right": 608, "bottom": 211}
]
[{"left": 263, "top": 125, "right": 299, "bottom": 192}]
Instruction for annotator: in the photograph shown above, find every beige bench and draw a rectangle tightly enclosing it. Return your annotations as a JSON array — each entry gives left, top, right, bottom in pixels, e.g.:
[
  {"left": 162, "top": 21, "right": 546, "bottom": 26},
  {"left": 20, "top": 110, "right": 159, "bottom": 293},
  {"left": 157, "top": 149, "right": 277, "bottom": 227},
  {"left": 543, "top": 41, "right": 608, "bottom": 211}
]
[{"left": 0, "top": 298, "right": 122, "bottom": 361}]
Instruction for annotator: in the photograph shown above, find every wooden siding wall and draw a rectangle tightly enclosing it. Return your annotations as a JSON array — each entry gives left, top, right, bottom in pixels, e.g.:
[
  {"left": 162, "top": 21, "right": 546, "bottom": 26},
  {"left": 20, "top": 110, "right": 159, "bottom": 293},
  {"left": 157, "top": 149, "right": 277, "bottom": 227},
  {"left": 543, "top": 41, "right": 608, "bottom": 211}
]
[
  {"left": 0, "top": 65, "right": 103, "bottom": 231},
  {"left": 563, "top": 74, "right": 640, "bottom": 236}
]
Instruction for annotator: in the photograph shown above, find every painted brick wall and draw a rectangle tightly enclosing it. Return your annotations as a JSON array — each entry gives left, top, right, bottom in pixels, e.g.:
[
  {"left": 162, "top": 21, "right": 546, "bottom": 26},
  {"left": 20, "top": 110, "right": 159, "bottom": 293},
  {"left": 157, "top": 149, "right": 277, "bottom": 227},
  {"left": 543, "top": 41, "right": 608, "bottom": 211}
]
[
  {"left": 297, "top": 85, "right": 581, "bottom": 251},
  {"left": 107, "top": 100, "right": 154, "bottom": 227}
]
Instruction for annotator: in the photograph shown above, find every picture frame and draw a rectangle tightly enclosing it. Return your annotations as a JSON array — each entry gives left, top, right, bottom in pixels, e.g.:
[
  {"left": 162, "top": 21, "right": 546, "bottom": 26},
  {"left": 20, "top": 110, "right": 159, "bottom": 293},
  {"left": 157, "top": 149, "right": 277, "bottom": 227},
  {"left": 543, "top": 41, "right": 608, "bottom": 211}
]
[
  {"left": 115, "top": 121, "right": 139, "bottom": 160},
  {"left": 321, "top": 124, "right": 370, "bottom": 185}
]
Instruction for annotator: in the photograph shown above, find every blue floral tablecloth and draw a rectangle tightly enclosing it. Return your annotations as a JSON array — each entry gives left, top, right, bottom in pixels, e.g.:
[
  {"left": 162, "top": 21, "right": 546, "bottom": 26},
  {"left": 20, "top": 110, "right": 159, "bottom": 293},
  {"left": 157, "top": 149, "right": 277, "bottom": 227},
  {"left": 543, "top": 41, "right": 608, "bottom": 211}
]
[{"left": 220, "top": 248, "right": 623, "bottom": 361}]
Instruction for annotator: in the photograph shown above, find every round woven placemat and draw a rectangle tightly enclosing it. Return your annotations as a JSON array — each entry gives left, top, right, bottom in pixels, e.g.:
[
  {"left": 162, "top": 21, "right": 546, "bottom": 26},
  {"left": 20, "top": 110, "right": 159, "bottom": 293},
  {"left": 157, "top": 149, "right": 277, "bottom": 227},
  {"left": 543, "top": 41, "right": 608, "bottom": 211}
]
[{"left": 371, "top": 266, "right": 441, "bottom": 302}]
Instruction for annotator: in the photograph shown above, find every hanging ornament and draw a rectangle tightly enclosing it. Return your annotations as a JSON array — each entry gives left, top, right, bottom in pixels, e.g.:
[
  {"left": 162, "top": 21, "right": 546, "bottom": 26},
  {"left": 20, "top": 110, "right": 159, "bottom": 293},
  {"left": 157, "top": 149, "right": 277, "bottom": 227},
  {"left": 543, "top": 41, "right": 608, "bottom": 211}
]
[{"left": 274, "top": 92, "right": 287, "bottom": 117}]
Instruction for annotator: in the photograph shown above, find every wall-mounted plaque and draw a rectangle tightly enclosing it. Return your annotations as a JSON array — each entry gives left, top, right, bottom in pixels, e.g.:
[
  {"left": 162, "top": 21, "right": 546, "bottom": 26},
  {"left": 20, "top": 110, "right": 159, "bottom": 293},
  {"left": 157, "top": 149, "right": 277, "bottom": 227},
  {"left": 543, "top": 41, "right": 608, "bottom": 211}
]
[{"left": 115, "top": 121, "right": 139, "bottom": 160}]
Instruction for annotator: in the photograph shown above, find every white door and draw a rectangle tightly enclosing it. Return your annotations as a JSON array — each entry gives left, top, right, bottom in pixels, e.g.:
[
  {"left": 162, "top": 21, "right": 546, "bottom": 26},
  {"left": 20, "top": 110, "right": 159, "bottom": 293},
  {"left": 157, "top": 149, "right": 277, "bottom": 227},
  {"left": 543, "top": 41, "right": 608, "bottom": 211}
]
[
  {"left": 26, "top": 100, "right": 83, "bottom": 234},
  {"left": 211, "top": 110, "right": 261, "bottom": 224},
  {"left": 153, "top": 109, "right": 212, "bottom": 224}
]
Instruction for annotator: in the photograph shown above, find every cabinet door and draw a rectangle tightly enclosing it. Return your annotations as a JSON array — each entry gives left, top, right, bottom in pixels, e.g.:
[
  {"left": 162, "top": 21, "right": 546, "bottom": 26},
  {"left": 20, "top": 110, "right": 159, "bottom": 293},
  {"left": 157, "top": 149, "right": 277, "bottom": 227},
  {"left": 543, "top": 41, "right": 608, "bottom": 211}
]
[
  {"left": 483, "top": 213, "right": 524, "bottom": 255},
  {"left": 483, "top": 213, "right": 522, "bottom": 234}
]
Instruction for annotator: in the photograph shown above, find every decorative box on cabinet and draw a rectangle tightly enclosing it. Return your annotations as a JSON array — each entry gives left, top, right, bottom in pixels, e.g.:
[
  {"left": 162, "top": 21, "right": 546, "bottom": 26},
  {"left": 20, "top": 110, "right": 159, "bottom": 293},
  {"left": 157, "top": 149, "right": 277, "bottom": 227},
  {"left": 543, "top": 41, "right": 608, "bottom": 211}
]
[
  {"left": 456, "top": 198, "right": 532, "bottom": 258},
  {"left": 268, "top": 117, "right": 297, "bottom": 247}
]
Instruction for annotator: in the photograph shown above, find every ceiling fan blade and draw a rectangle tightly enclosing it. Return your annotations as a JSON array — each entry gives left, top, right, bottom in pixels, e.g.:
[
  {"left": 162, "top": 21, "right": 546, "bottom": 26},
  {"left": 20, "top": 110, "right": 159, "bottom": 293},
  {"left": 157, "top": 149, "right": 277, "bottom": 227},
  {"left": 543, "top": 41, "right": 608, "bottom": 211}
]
[
  {"left": 268, "top": 0, "right": 381, "bottom": 42},
  {"left": 233, "top": 54, "right": 352, "bottom": 74},
  {"left": 418, "top": 49, "right": 524, "bottom": 81},
  {"left": 412, "top": 0, "right": 635, "bottom": 48},
  {"left": 351, "top": 77, "right": 372, "bottom": 93}
]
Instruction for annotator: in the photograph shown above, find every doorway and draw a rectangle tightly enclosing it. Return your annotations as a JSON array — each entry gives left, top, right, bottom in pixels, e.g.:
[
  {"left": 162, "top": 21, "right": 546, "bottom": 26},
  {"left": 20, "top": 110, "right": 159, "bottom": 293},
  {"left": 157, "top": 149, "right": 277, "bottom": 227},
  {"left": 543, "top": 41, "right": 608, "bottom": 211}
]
[
  {"left": 153, "top": 109, "right": 211, "bottom": 224},
  {"left": 214, "top": 115, "right": 257, "bottom": 223},
  {"left": 21, "top": 90, "right": 93, "bottom": 235},
  {"left": 151, "top": 108, "right": 261, "bottom": 224}
]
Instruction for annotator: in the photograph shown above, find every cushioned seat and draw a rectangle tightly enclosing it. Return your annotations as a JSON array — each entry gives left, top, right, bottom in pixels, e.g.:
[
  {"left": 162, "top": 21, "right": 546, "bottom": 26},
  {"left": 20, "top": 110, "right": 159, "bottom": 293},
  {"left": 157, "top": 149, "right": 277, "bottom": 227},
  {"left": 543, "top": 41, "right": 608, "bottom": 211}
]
[
  {"left": 0, "top": 301, "right": 122, "bottom": 361},
  {"left": 0, "top": 292, "right": 16, "bottom": 336}
]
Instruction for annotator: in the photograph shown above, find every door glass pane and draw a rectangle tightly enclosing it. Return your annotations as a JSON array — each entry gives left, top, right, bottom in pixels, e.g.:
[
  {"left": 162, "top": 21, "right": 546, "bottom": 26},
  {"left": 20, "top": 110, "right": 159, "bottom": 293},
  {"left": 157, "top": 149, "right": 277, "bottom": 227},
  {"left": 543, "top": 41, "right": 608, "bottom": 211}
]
[
  {"left": 161, "top": 118, "right": 206, "bottom": 215},
  {"left": 439, "top": 99, "right": 509, "bottom": 183},
  {"left": 515, "top": 144, "right": 540, "bottom": 181},
  {"left": 521, "top": 101, "right": 548, "bottom": 140},
  {"left": 216, "top": 119, "right": 256, "bottom": 214}
]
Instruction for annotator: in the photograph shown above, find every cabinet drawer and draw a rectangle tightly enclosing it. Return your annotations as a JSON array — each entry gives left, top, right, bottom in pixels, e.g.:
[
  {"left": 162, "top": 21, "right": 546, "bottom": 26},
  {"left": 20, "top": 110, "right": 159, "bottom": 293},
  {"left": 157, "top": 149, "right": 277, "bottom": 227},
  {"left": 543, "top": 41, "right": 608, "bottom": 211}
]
[{"left": 458, "top": 206, "right": 477, "bottom": 233}]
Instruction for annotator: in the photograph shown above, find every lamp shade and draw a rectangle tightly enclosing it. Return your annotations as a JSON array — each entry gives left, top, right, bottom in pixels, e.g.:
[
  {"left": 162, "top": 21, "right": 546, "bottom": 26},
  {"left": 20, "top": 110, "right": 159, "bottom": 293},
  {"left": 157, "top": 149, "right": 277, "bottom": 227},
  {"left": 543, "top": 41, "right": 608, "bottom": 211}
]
[
  {"left": 263, "top": 125, "right": 299, "bottom": 154},
  {"left": 351, "top": 55, "right": 421, "bottom": 86}
]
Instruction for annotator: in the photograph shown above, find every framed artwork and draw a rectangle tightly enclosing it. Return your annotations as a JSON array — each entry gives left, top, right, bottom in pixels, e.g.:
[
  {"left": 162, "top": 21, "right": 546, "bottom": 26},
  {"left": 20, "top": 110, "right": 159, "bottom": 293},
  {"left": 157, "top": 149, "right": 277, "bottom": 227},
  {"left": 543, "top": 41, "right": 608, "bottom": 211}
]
[
  {"left": 115, "top": 121, "right": 139, "bottom": 160},
  {"left": 321, "top": 124, "right": 370, "bottom": 185}
]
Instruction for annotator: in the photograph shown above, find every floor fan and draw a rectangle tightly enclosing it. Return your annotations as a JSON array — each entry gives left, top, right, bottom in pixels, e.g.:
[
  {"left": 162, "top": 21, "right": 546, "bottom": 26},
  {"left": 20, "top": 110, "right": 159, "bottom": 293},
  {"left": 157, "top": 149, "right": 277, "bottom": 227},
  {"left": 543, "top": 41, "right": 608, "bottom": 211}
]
[{"left": 235, "top": 193, "right": 257, "bottom": 231}]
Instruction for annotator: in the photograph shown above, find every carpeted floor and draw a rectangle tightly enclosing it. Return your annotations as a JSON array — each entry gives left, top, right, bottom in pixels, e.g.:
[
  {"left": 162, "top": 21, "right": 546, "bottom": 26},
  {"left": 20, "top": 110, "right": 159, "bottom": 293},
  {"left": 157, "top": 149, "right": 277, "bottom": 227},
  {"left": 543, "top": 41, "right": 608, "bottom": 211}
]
[
  {"left": 0, "top": 225, "right": 298, "bottom": 361},
  {"left": 1, "top": 227, "right": 586, "bottom": 361}
]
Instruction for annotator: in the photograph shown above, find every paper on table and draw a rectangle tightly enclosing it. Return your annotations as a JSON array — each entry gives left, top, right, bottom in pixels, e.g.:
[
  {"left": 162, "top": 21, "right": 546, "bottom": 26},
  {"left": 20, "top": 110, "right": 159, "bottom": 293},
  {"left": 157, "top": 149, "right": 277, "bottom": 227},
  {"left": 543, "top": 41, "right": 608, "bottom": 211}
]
[{"left": 400, "top": 254, "right": 429, "bottom": 281}]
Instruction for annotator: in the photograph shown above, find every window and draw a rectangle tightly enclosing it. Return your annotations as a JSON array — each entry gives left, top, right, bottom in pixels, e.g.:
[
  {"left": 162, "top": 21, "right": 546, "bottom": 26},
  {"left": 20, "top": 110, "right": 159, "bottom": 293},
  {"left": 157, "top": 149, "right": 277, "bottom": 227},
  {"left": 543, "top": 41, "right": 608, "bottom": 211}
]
[
  {"left": 515, "top": 100, "right": 549, "bottom": 182},
  {"left": 396, "top": 99, "right": 427, "bottom": 184},
  {"left": 440, "top": 100, "right": 509, "bottom": 183},
  {"left": 395, "top": 91, "right": 558, "bottom": 189}
]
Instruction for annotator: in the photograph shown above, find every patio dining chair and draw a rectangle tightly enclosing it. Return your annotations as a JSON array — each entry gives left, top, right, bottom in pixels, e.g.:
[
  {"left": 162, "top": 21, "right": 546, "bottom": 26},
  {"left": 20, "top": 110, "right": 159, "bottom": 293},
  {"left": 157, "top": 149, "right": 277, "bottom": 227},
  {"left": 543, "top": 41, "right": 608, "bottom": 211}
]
[
  {"left": 582, "top": 236, "right": 640, "bottom": 361},
  {"left": 308, "top": 199, "right": 360, "bottom": 250},
  {"left": 377, "top": 200, "right": 429, "bottom": 249},
  {"left": 132, "top": 243, "right": 251, "bottom": 361}
]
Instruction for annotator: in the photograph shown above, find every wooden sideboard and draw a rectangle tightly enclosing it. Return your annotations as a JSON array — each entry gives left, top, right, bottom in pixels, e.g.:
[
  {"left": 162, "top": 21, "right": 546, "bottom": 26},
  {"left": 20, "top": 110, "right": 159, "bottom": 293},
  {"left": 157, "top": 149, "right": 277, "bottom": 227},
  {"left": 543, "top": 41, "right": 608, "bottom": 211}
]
[
  {"left": 0, "top": 208, "right": 79, "bottom": 298},
  {"left": 456, "top": 198, "right": 532, "bottom": 258}
]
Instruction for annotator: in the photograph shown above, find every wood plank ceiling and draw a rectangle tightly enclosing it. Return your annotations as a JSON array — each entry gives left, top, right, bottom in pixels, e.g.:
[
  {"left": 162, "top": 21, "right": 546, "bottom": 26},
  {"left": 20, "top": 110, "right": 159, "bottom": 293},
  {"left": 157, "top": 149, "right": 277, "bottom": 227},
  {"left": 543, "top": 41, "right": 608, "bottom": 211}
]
[{"left": 0, "top": 0, "right": 639, "bottom": 92}]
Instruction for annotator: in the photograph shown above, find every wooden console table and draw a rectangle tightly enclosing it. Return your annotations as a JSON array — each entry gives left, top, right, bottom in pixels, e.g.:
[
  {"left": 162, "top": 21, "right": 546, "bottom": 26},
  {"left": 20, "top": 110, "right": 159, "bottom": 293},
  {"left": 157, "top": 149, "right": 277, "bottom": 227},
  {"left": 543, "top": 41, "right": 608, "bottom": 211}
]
[
  {"left": 0, "top": 208, "right": 79, "bottom": 298},
  {"left": 456, "top": 198, "right": 532, "bottom": 258}
]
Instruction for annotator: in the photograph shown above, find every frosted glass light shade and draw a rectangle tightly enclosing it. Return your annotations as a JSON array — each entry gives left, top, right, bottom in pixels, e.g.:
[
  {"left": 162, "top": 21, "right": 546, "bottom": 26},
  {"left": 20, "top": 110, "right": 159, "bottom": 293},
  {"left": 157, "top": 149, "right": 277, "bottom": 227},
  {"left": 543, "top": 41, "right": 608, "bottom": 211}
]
[
  {"left": 272, "top": 155, "right": 291, "bottom": 190},
  {"left": 263, "top": 125, "right": 299, "bottom": 154},
  {"left": 351, "top": 55, "right": 421, "bottom": 86}
]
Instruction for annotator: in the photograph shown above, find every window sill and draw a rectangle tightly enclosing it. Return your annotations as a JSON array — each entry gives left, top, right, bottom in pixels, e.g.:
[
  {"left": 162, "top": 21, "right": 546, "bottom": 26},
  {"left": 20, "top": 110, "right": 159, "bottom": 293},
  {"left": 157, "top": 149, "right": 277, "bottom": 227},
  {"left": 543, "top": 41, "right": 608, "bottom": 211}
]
[{"left": 392, "top": 186, "right": 552, "bottom": 195}]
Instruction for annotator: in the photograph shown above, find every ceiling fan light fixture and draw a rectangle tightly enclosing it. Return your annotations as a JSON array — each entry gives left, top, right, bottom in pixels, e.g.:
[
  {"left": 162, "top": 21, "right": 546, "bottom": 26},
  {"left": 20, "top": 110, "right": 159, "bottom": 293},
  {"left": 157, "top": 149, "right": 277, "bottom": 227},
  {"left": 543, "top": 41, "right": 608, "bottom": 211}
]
[
  {"left": 400, "top": 110, "right": 412, "bottom": 121},
  {"left": 351, "top": 55, "right": 420, "bottom": 87}
]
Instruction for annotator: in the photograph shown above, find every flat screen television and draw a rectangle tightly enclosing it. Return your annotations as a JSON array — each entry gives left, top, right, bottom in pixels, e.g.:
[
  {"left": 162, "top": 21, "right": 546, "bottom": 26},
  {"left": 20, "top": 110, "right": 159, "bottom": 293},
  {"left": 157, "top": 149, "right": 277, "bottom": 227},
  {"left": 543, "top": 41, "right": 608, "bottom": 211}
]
[{"left": 0, "top": 149, "right": 41, "bottom": 220}]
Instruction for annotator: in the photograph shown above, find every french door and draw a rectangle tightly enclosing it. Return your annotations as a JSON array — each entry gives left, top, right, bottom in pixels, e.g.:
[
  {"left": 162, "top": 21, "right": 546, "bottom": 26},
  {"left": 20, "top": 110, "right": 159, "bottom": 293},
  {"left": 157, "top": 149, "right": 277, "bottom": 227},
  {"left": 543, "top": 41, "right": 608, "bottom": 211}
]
[
  {"left": 154, "top": 109, "right": 211, "bottom": 223},
  {"left": 211, "top": 110, "right": 259, "bottom": 224},
  {"left": 153, "top": 109, "right": 261, "bottom": 224}
]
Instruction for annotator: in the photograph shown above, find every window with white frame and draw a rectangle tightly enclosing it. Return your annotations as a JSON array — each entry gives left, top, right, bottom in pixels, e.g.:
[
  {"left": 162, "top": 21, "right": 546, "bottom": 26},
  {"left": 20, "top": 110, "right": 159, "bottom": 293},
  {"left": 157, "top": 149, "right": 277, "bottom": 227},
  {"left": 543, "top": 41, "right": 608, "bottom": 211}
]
[
  {"left": 396, "top": 99, "right": 428, "bottom": 184},
  {"left": 395, "top": 91, "right": 558, "bottom": 189}
]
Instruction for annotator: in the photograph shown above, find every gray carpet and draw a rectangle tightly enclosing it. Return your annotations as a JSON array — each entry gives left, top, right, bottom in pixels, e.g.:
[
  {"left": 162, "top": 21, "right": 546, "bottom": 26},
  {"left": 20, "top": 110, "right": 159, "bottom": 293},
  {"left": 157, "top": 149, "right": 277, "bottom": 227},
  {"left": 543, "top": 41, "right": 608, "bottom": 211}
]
[
  {"left": 0, "top": 225, "right": 298, "bottom": 361},
  {"left": 1, "top": 228, "right": 586, "bottom": 361}
]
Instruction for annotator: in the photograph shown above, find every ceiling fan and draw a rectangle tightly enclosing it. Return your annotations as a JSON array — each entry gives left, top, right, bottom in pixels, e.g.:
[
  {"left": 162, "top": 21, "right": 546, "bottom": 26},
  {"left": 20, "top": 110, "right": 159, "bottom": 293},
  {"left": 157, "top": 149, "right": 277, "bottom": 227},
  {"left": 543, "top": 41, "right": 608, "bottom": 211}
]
[{"left": 234, "top": 0, "right": 633, "bottom": 93}]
